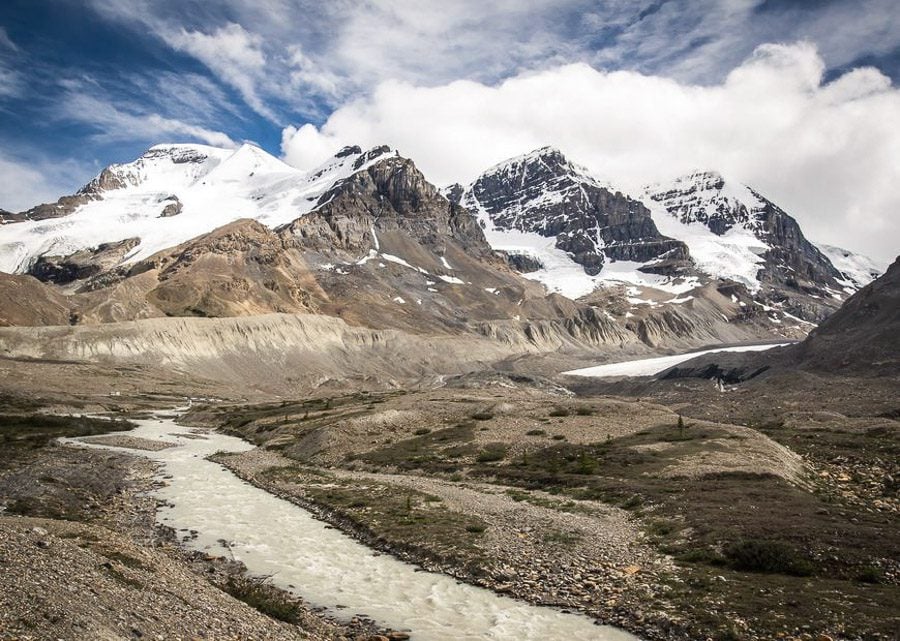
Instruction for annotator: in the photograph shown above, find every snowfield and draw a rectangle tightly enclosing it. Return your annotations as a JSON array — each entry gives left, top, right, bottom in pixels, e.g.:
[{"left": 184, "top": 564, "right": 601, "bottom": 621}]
[
  {"left": 0, "top": 142, "right": 882, "bottom": 308},
  {"left": 563, "top": 342, "right": 791, "bottom": 378},
  {"left": 0, "top": 143, "right": 393, "bottom": 273}
]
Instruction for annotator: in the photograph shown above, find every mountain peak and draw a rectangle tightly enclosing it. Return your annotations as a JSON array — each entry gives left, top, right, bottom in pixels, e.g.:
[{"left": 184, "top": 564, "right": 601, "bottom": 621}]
[{"left": 485, "top": 146, "right": 574, "bottom": 178}]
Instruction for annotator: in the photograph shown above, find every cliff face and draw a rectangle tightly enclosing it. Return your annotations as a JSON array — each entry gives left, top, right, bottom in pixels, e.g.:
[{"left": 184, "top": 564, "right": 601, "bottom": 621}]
[
  {"left": 285, "top": 156, "right": 494, "bottom": 260},
  {"left": 647, "top": 172, "right": 847, "bottom": 322},
  {"left": 455, "top": 148, "right": 690, "bottom": 276}
]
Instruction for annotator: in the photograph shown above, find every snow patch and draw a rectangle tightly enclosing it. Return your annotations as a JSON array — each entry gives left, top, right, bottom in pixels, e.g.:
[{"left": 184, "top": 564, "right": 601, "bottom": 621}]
[{"left": 564, "top": 343, "right": 791, "bottom": 378}]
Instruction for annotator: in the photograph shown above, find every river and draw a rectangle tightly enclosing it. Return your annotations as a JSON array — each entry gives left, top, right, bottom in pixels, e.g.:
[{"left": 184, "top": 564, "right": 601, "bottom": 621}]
[{"left": 68, "top": 415, "right": 639, "bottom": 641}]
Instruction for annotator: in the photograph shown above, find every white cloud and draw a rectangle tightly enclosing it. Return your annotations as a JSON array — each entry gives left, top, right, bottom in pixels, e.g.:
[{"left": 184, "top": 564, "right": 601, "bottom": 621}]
[
  {"left": 0, "top": 26, "right": 18, "bottom": 52},
  {"left": 282, "top": 42, "right": 900, "bottom": 263},
  {"left": 0, "top": 152, "right": 83, "bottom": 212},
  {"left": 163, "top": 22, "right": 277, "bottom": 122},
  {"left": 57, "top": 84, "right": 237, "bottom": 149}
]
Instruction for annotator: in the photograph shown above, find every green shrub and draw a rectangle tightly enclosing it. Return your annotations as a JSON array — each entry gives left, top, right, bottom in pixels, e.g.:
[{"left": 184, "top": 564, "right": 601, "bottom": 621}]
[
  {"left": 525, "top": 429, "right": 546, "bottom": 436},
  {"left": 476, "top": 447, "right": 506, "bottom": 463},
  {"left": 855, "top": 566, "right": 884, "bottom": 584},
  {"left": 675, "top": 548, "right": 726, "bottom": 566},
  {"left": 723, "top": 539, "right": 813, "bottom": 576},
  {"left": 223, "top": 577, "right": 302, "bottom": 624}
]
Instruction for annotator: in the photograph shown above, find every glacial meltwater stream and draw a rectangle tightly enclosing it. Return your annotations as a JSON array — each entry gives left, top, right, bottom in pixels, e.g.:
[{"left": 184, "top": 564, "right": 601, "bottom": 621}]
[{"left": 69, "top": 415, "right": 639, "bottom": 641}]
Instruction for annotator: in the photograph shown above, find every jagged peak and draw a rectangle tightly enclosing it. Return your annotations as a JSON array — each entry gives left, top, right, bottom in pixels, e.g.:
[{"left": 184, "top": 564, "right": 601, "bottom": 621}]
[
  {"left": 645, "top": 170, "right": 768, "bottom": 214},
  {"left": 480, "top": 146, "right": 572, "bottom": 176},
  {"left": 329, "top": 143, "right": 395, "bottom": 163},
  {"left": 646, "top": 170, "right": 725, "bottom": 194},
  {"left": 305, "top": 144, "right": 397, "bottom": 185},
  {"left": 467, "top": 146, "right": 613, "bottom": 198}
]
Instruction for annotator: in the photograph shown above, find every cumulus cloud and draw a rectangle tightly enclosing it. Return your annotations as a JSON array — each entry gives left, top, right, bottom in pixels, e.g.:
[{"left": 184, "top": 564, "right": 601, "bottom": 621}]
[{"left": 282, "top": 42, "right": 900, "bottom": 262}]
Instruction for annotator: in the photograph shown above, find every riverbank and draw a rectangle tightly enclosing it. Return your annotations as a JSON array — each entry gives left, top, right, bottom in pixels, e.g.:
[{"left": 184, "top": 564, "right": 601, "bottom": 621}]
[
  {"left": 213, "top": 446, "right": 677, "bottom": 640},
  {"left": 0, "top": 424, "right": 405, "bottom": 641},
  {"left": 192, "top": 381, "right": 898, "bottom": 641}
]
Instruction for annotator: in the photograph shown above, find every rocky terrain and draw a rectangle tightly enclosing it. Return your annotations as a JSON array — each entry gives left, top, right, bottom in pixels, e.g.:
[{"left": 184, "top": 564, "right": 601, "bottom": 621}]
[
  {"left": 0, "top": 403, "right": 410, "bottom": 641},
  {"left": 177, "top": 366, "right": 897, "bottom": 641},
  {"left": 0, "top": 266, "right": 896, "bottom": 640},
  {"left": 0, "top": 142, "right": 881, "bottom": 355},
  {"left": 655, "top": 256, "right": 900, "bottom": 382},
  {"left": 0, "top": 140, "right": 895, "bottom": 641}
]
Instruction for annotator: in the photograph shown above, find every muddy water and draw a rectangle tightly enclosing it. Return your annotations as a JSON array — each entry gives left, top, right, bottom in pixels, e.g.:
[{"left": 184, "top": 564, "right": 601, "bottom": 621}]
[{"left": 71, "top": 415, "right": 639, "bottom": 641}]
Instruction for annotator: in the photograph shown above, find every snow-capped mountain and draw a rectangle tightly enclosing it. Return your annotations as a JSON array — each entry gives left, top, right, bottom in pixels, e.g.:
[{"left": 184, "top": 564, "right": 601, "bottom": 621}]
[
  {"left": 444, "top": 149, "right": 700, "bottom": 301},
  {"left": 0, "top": 142, "right": 882, "bottom": 341},
  {"left": 0, "top": 144, "right": 641, "bottom": 349},
  {"left": 451, "top": 148, "right": 880, "bottom": 323},
  {"left": 645, "top": 171, "right": 843, "bottom": 294},
  {"left": 463, "top": 147, "right": 690, "bottom": 268},
  {"left": 815, "top": 243, "right": 885, "bottom": 289},
  {"left": 0, "top": 142, "right": 395, "bottom": 274}
]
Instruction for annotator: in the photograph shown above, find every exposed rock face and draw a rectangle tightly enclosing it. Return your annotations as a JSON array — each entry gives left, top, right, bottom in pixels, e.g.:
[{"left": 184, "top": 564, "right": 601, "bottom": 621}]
[
  {"left": 28, "top": 238, "right": 141, "bottom": 285},
  {"left": 286, "top": 155, "right": 493, "bottom": 260},
  {"left": 3, "top": 168, "right": 127, "bottom": 225},
  {"left": 0, "top": 209, "right": 24, "bottom": 224},
  {"left": 0, "top": 273, "right": 72, "bottom": 326},
  {"left": 502, "top": 251, "right": 543, "bottom": 273},
  {"left": 648, "top": 172, "right": 744, "bottom": 235},
  {"left": 647, "top": 171, "right": 845, "bottom": 321},
  {"left": 455, "top": 148, "right": 690, "bottom": 275},
  {"left": 142, "top": 219, "right": 323, "bottom": 319},
  {"left": 792, "top": 255, "right": 900, "bottom": 374},
  {"left": 158, "top": 196, "right": 183, "bottom": 218}
]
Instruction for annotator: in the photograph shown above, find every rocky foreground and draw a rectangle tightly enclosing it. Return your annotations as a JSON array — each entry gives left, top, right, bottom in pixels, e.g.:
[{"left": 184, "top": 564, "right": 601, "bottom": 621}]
[
  {"left": 0, "top": 433, "right": 406, "bottom": 641},
  {"left": 0, "top": 357, "right": 896, "bottom": 641}
]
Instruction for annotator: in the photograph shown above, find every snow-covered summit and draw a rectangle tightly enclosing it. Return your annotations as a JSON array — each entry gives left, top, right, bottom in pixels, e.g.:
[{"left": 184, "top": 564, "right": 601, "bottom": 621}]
[
  {"left": 645, "top": 171, "right": 845, "bottom": 297},
  {"left": 645, "top": 171, "right": 764, "bottom": 235},
  {"left": 450, "top": 147, "right": 691, "bottom": 298},
  {"left": 0, "top": 143, "right": 395, "bottom": 273},
  {"left": 815, "top": 243, "right": 886, "bottom": 289}
]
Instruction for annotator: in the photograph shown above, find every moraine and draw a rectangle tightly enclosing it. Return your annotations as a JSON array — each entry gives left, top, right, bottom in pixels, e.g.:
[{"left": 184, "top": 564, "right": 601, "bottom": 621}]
[{"left": 66, "top": 415, "right": 639, "bottom": 641}]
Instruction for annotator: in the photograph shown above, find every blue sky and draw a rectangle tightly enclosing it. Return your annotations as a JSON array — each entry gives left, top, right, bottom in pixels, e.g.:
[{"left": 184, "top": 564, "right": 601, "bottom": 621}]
[{"left": 0, "top": 1, "right": 898, "bottom": 259}]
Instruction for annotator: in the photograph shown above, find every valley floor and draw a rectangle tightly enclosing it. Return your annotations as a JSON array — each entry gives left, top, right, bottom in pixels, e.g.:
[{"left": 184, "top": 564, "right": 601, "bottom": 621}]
[{"left": 0, "top": 364, "right": 897, "bottom": 641}]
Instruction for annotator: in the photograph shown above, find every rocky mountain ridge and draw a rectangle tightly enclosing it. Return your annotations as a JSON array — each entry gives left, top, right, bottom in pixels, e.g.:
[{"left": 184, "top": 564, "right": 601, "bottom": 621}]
[
  {"left": 450, "top": 147, "right": 689, "bottom": 276},
  {"left": 645, "top": 170, "right": 846, "bottom": 321},
  {"left": 451, "top": 148, "right": 882, "bottom": 324},
  {"left": 0, "top": 142, "right": 882, "bottom": 349}
]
